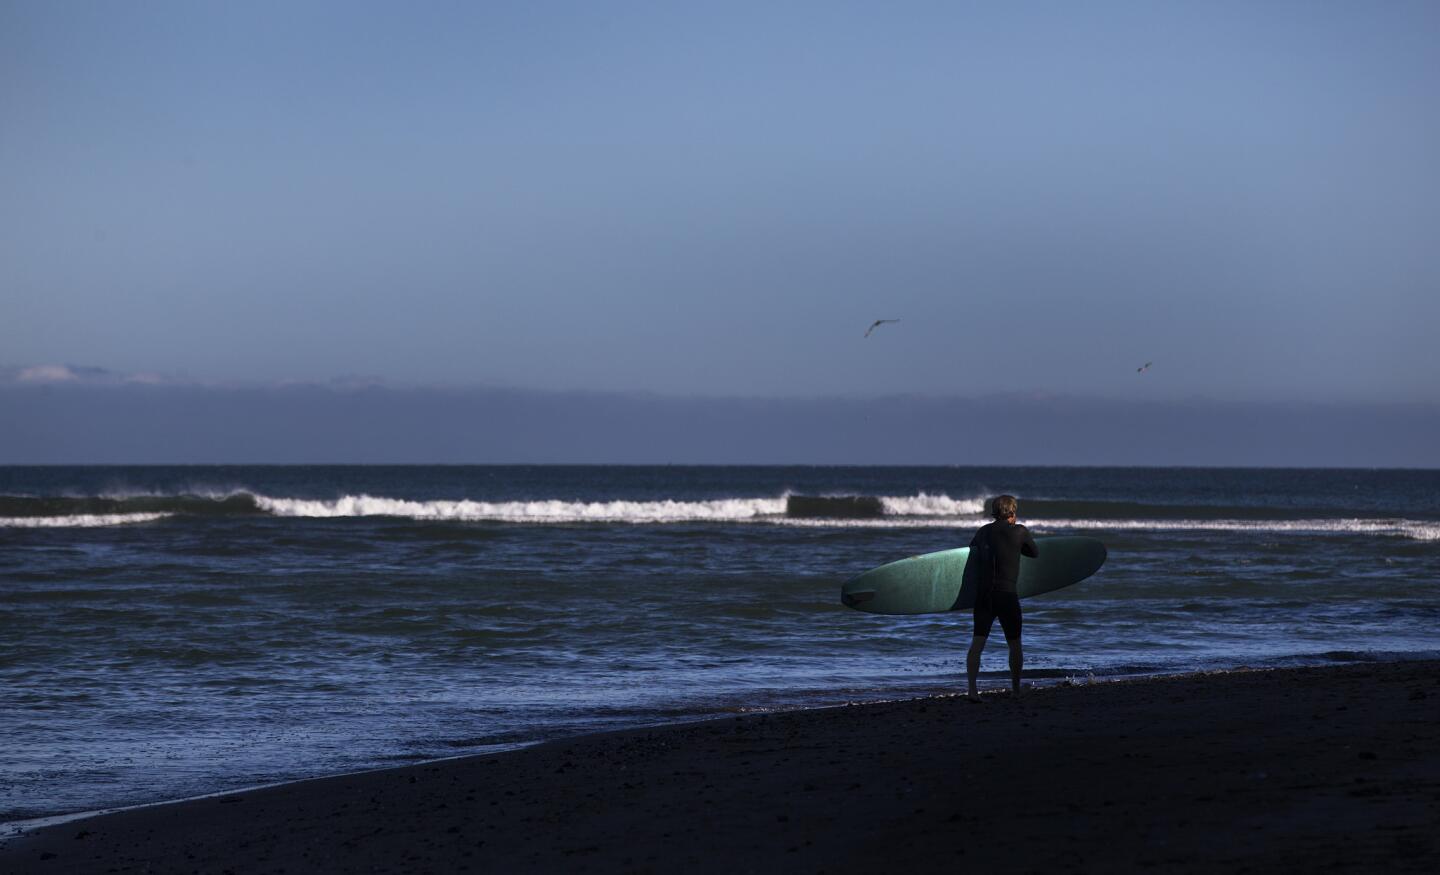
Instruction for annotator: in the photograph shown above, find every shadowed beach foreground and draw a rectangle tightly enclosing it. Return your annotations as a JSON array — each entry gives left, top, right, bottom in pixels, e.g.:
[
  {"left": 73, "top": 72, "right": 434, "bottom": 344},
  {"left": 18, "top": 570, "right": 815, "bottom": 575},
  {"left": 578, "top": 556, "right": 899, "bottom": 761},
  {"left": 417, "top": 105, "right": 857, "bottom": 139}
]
[{"left": 3, "top": 661, "right": 1436, "bottom": 873}]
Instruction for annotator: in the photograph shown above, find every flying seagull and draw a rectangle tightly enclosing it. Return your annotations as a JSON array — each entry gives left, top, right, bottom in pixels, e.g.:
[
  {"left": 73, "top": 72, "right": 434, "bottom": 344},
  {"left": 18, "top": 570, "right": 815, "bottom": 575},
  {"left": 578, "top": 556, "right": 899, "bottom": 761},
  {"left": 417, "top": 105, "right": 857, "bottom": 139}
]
[
  {"left": 1137, "top": 361, "right": 1153, "bottom": 374},
  {"left": 865, "top": 319, "right": 900, "bottom": 338}
]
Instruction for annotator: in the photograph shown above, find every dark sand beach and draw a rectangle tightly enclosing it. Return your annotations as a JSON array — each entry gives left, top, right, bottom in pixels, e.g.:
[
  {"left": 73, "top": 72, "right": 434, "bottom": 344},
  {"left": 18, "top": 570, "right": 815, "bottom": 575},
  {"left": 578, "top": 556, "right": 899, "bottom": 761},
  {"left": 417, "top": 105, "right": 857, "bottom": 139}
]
[{"left": 3, "top": 660, "right": 1436, "bottom": 874}]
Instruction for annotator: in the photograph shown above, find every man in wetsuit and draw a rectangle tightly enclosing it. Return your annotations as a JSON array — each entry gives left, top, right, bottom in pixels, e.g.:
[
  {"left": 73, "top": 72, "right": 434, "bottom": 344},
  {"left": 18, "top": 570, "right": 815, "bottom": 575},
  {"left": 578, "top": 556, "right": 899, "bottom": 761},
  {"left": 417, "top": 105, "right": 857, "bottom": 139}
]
[{"left": 966, "top": 494, "right": 1039, "bottom": 701}]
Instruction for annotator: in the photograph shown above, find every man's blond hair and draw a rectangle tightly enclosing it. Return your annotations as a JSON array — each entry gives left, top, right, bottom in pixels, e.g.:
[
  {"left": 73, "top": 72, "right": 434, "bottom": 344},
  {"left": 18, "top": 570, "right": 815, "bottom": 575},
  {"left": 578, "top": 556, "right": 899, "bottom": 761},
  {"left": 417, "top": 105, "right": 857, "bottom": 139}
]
[{"left": 991, "top": 494, "right": 1018, "bottom": 520}]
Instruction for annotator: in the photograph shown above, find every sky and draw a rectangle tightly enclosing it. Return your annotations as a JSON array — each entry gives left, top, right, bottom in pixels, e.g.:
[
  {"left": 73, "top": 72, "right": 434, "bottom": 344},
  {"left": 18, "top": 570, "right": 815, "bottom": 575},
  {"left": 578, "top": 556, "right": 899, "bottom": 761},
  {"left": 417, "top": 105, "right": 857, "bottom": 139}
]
[{"left": 3, "top": 0, "right": 1439, "bottom": 405}]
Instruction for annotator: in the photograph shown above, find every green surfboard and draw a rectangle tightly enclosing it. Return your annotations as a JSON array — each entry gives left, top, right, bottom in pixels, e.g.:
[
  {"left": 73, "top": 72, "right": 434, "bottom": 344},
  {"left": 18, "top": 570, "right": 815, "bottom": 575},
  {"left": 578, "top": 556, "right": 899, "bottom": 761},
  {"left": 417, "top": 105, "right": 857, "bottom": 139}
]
[{"left": 840, "top": 536, "right": 1106, "bottom": 615}]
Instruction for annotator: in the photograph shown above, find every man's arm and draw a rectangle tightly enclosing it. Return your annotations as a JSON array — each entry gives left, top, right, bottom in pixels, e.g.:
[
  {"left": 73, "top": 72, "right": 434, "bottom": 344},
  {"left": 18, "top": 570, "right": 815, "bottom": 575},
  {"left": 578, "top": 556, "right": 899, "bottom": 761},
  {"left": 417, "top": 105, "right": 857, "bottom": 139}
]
[{"left": 1021, "top": 527, "right": 1039, "bottom": 558}]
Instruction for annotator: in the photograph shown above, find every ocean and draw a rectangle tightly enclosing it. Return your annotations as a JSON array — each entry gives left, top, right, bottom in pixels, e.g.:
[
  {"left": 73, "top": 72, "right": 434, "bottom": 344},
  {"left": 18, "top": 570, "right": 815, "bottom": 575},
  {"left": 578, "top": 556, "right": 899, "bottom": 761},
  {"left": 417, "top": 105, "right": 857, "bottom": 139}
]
[{"left": 2, "top": 465, "right": 1437, "bottom": 823}]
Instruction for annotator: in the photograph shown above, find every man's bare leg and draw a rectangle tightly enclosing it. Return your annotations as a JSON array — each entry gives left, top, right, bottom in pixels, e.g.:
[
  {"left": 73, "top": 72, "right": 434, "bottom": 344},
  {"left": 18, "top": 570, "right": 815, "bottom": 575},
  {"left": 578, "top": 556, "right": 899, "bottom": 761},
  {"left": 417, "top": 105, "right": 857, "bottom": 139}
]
[
  {"left": 1007, "top": 638, "right": 1023, "bottom": 693},
  {"left": 966, "top": 634, "right": 987, "bottom": 701}
]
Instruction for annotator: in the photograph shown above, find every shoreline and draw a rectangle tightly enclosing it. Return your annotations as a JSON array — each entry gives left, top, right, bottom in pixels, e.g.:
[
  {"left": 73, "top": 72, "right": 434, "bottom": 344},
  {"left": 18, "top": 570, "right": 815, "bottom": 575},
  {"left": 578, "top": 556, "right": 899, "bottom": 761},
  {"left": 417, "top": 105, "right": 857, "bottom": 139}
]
[
  {"left": 3, "top": 658, "right": 1410, "bottom": 832},
  {"left": 9, "top": 653, "right": 1434, "bottom": 832},
  {"left": 3, "top": 660, "right": 1437, "bottom": 873}
]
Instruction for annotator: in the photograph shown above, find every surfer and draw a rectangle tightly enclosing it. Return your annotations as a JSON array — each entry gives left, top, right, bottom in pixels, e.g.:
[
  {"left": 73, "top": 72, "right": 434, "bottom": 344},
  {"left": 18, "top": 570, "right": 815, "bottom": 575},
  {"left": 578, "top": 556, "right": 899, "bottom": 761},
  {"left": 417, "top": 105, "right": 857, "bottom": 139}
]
[{"left": 966, "top": 495, "right": 1039, "bottom": 702}]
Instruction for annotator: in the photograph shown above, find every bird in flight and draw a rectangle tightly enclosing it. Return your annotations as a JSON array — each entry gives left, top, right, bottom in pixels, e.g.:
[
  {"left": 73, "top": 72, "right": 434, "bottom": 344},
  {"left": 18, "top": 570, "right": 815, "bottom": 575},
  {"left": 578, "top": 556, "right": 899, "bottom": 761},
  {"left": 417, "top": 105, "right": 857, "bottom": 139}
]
[
  {"left": 865, "top": 319, "right": 900, "bottom": 338},
  {"left": 1137, "top": 361, "right": 1153, "bottom": 374}
]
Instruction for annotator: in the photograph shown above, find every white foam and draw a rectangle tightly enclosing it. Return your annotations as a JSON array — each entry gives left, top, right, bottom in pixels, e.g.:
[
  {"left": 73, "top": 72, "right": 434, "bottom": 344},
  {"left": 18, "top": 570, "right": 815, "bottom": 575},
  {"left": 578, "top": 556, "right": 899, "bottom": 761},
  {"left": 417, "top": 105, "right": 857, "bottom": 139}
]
[
  {"left": 775, "top": 516, "right": 984, "bottom": 529},
  {"left": 251, "top": 494, "right": 790, "bottom": 523},
  {"left": 17, "top": 491, "right": 1432, "bottom": 540},
  {"left": 879, "top": 493, "right": 986, "bottom": 516},
  {"left": 0, "top": 513, "right": 173, "bottom": 528},
  {"left": 1024, "top": 517, "right": 1440, "bottom": 541},
  {"left": 773, "top": 515, "right": 1440, "bottom": 540},
  {"left": 248, "top": 492, "right": 992, "bottom": 524}
]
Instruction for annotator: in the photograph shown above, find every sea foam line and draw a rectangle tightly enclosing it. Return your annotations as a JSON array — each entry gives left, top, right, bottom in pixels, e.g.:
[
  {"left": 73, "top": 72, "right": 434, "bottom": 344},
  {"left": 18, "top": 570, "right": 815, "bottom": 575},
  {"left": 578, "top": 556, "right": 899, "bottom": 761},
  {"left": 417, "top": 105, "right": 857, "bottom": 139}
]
[
  {"left": 878, "top": 493, "right": 985, "bottom": 516},
  {"left": 18, "top": 493, "right": 1427, "bottom": 539},
  {"left": 1026, "top": 517, "right": 1440, "bottom": 540},
  {"left": 0, "top": 513, "right": 174, "bottom": 528},
  {"left": 776, "top": 516, "right": 1440, "bottom": 540},
  {"left": 249, "top": 492, "right": 987, "bottom": 523},
  {"left": 252, "top": 494, "right": 792, "bottom": 522}
]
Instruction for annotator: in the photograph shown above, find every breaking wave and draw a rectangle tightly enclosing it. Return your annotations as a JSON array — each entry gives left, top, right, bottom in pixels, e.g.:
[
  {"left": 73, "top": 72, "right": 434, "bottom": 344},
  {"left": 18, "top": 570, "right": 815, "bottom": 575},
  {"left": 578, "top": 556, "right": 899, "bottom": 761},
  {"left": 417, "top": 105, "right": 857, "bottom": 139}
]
[
  {"left": 254, "top": 494, "right": 791, "bottom": 522},
  {"left": 0, "top": 512, "right": 173, "bottom": 528},
  {"left": 1024, "top": 517, "right": 1440, "bottom": 541},
  {"left": 0, "top": 490, "right": 986, "bottom": 525},
  {"left": 880, "top": 494, "right": 986, "bottom": 516},
  {"left": 0, "top": 491, "right": 1434, "bottom": 538},
  {"left": 785, "top": 493, "right": 984, "bottom": 518},
  {"left": 777, "top": 516, "right": 1440, "bottom": 540}
]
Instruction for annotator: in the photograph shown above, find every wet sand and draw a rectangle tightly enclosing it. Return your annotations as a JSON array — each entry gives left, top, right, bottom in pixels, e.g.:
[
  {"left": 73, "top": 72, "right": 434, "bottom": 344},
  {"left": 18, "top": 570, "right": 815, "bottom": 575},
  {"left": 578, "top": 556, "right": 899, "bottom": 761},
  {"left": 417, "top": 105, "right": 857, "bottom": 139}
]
[{"left": 2, "top": 660, "right": 1437, "bottom": 873}]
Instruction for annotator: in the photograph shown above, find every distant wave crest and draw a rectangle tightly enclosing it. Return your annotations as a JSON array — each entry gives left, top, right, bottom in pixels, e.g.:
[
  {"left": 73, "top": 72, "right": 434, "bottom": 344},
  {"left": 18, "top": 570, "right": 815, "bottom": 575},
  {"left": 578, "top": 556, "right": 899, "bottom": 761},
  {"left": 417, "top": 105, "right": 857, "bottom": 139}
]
[
  {"left": 257, "top": 491, "right": 989, "bottom": 523},
  {"left": 1024, "top": 517, "right": 1440, "bottom": 541},
  {"left": 253, "top": 494, "right": 790, "bottom": 523},
  {"left": 880, "top": 493, "right": 986, "bottom": 516},
  {"left": 0, "top": 512, "right": 173, "bottom": 528},
  {"left": 0, "top": 490, "right": 1436, "bottom": 539},
  {"left": 777, "top": 515, "right": 1440, "bottom": 540},
  {"left": 0, "top": 490, "right": 989, "bottom": 525}
]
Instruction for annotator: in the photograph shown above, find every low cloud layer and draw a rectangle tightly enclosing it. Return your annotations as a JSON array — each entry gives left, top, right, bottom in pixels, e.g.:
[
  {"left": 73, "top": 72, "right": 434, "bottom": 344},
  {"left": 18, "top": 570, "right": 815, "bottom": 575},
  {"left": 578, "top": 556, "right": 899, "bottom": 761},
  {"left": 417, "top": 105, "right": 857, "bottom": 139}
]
[
  {"left": 2, "top": 379, "right": 1435, "bottom": 466},
  {"left": 1, "top": 365, "right": 392, "bottom": 390},
  {"left": 4, "top": 364, "right": 170, "bottom": 386}
]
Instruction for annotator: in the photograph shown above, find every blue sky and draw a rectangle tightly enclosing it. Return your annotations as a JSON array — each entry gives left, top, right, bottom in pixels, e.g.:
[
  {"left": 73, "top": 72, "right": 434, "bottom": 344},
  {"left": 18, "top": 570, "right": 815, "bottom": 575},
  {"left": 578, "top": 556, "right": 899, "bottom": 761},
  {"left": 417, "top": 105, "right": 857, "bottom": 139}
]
[{"left": 4, "top": 1, "right": 1438, "bottom": 402}]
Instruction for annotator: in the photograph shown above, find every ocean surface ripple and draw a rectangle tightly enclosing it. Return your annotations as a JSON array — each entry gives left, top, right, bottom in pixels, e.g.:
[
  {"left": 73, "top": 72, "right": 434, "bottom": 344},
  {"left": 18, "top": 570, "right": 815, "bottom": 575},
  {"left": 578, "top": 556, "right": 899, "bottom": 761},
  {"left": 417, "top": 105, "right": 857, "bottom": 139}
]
[{"left": 2, "top": 465, "right": 1437, "bottom": 822}]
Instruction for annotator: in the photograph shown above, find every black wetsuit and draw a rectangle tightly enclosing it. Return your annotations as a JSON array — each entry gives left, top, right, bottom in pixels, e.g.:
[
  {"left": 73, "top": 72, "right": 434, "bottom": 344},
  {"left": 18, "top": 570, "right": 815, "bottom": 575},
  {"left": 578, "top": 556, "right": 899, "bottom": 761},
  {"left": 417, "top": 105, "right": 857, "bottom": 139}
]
[{"left": 969, "top": 520, "right": 1039, "bottom": 640}]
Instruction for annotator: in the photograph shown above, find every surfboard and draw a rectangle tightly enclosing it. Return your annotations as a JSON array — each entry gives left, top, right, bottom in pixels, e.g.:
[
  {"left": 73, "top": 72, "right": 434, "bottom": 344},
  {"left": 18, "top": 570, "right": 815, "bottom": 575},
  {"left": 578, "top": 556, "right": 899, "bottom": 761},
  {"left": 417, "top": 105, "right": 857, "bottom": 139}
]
[{"left": 840, "top": 535, "right": 1106, "bottom": 615}]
